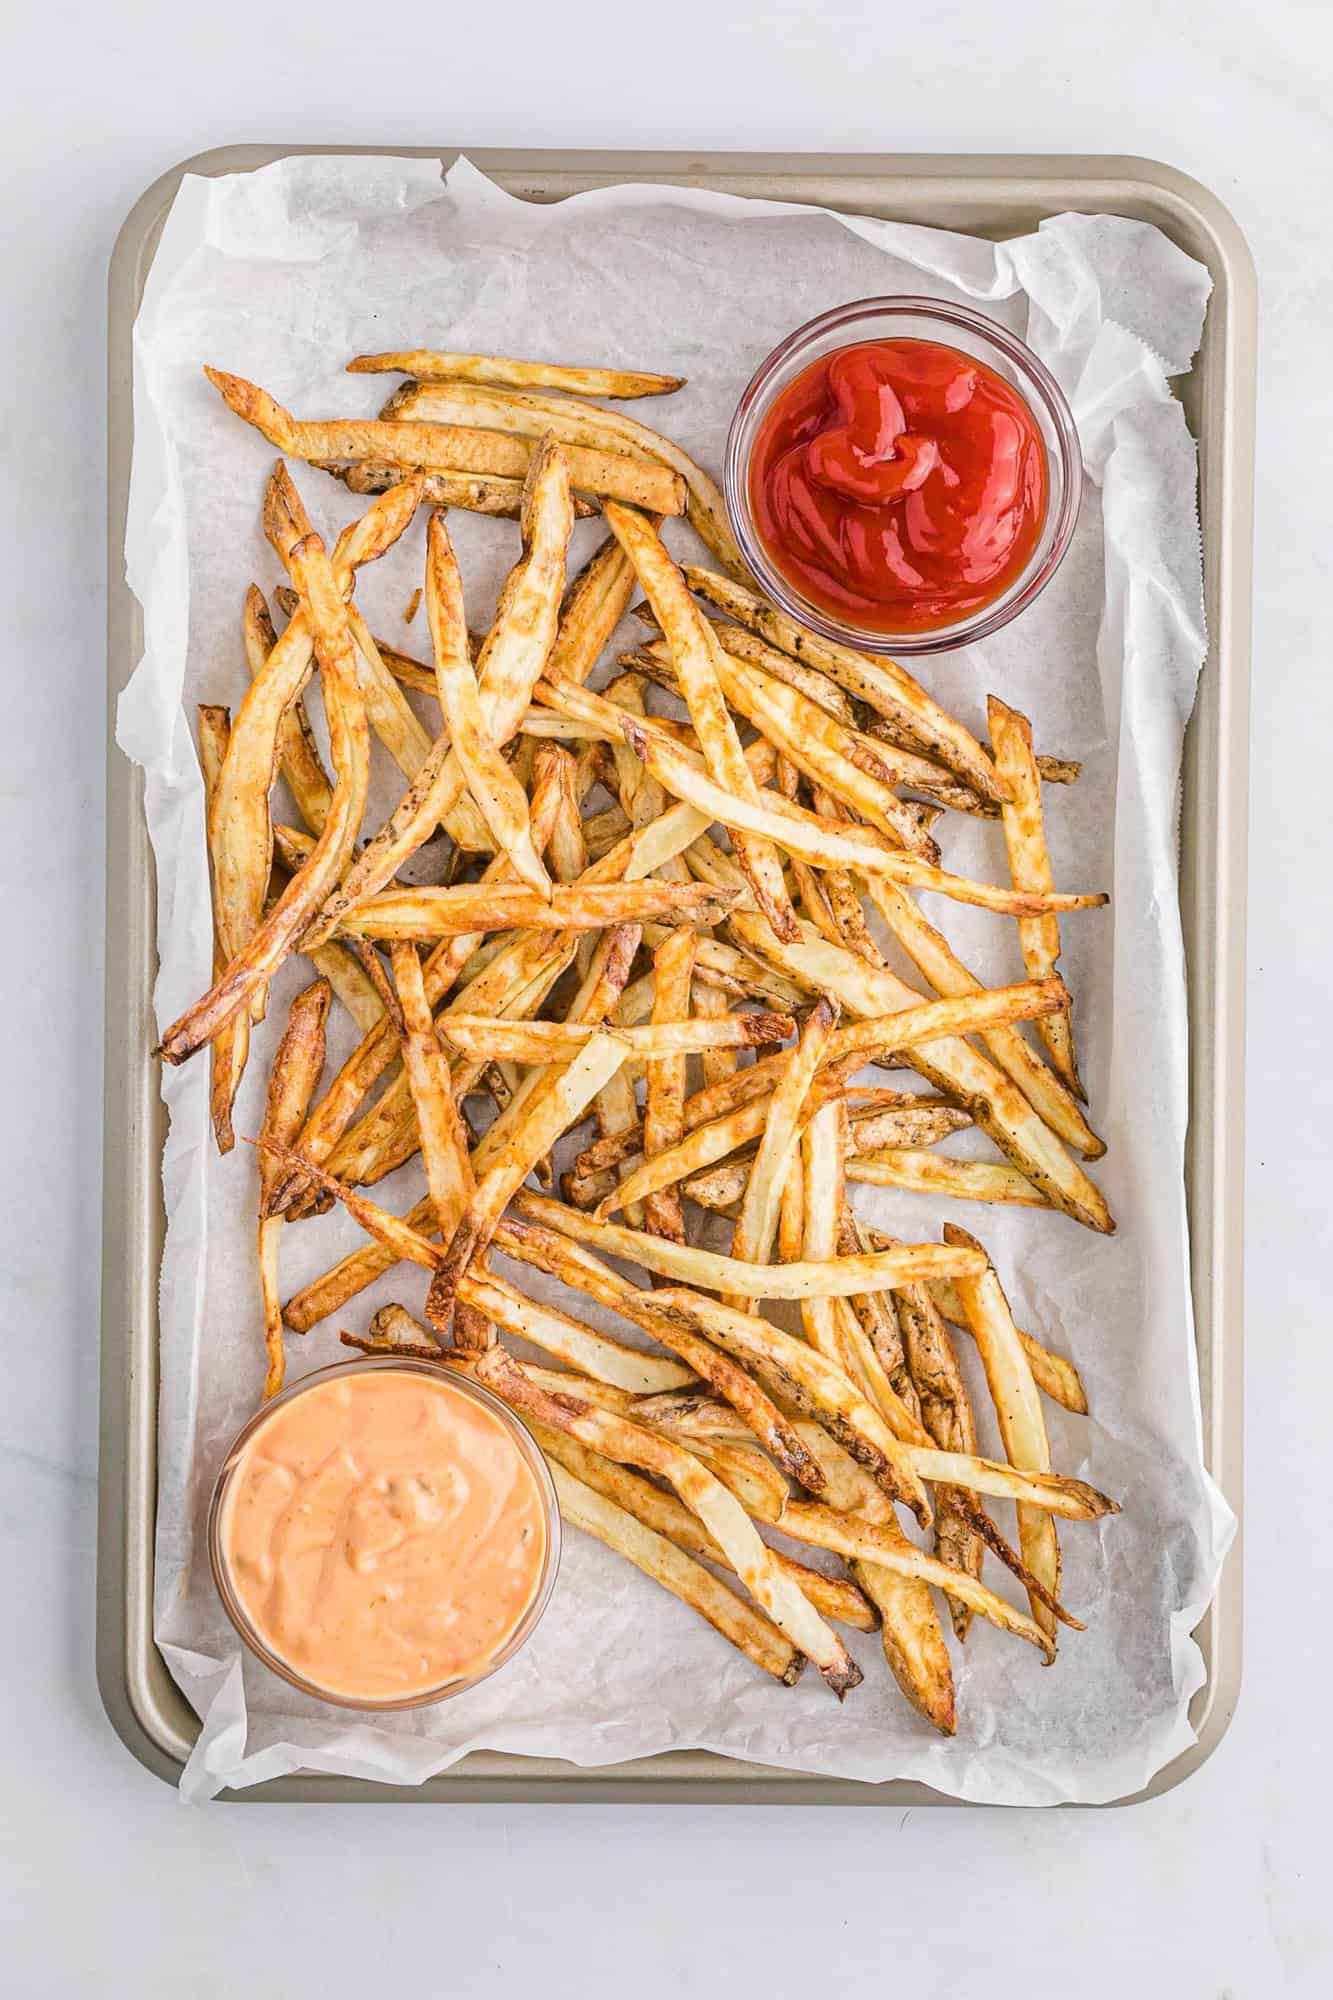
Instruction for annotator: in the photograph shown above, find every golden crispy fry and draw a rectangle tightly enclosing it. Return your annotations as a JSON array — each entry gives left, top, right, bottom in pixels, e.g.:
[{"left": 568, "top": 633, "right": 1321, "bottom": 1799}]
[
  {"left": 639, "top": 632, "right": 940, "bottom": 860},
  {"left": 926, "top": 1269, "right": 1089, "bottom": 1415},
  {"left": 945, "top": 1223, "right": 1061, "bottom": 1646},
  {"left": 791, "top": 1421, "right": 954, "bottom": 1732},
  {"left": 892, "top": 1280, "right": 980, "bottom": 1637},
  {"left": 681, "top": 566, "right": 1004, "bottom": 802},
  {"left": 990, "top": 694, "right": 1086, "bottom": 1101},
  {"left": 512, "top": 1186, "right": 986, "bottom": 1297},
  {"left": 348, "top": 349, "right": 685, "bottom": 400},
  {"left": 777, "top": 1502, "right": 1054, "bottom": 1660},
  {"left": 548, "top": 1461, "right": 804, "bottom": 1682},
  {"left": 197, "top": 706, "right": 249, "bottom": 1152},
  {"left": 325, "top": 458, "right": 597, "bottom": 519},
  {"left": 387, "top": 941, "right": 477, "bottom": 1337},
  {"left": 729, "top": 916, "right": 1114, "bottom": 1234},
  {"left": 847, "top": 1102, "right": 973, "bottom": 1152},
  {"left": 847, "top": 1151, "right": 1050, "bottom": 1207},
  {"left": 283, "top": 1193, "right": 436, "bottom": 1332},
  {"left": 642, "top": 930, "right": 697, "bottom": 1244},
  {"left": 204, "top": 367, "right": 686, "bottom": 512},
  {"left": 308, "top": 442, "right": 575, "bottom": 938},
  {"left": 469, "top": 1346, "right": 860, "bottom": 1695},
  {"left": 256, "top": 979, "right": 330, "bottom": 1396},
  {"left": 242, "top": 589, "right": 333, "bottom": 833},
  {"left": 335, "top": 878, "right": 736, "bottom": 940},
  {"left": 426, "top": 511, "right": 550, "bottom": 897},
  {"left": 604, "top": 506, "right": 798, "bottom": 941},
  {"left": 866, "top": 878, "right": 1105, "bottom": 1159},
  {"left": 434, "top": 1011, "right": 792, "bottom": 1063},
  {"left": 543, "top": 674, "right": 1105, "bottom": 918},
  {"left": 458, "top": 1268, "right": 694, "bottom": 1393},
  {"left": 159, "top": 487, "right": 373, "bottom": 1063},
  {"left": 691, "top": 975, "right": 739, "bottom": 1093},
  {"left": 728, "top": 997, "right": 837, "bottom": 1311}
]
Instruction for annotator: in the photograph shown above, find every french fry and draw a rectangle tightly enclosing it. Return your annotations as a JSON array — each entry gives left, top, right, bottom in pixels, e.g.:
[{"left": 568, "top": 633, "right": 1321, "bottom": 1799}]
[
  {"left": 283, "top": 1193, "right": 436, "bottom": 1332},
  {"left": 387, "top": 940, "right": 479, "bottom": 1340},
  {"left": 425, "top": 510, "right": 550, "bottom": 897},
  {"left": 256, "top": 979, "right": 330, "bottom": 1396},
  {"left": 511, "top": 1187, "right": 986, "bottom": 1298},
  {"left": 434, "top": 1012, "right": 793, "bottom": 1063},
  {"left": 548, "top": 1462, "right": 805, "bottom": 1683},
  {"left": 866, "top": 878, "right": 1105, "bottom": 1159},
  {"left": 989, "top": 694, "right": 1086, "bottom": 1101},
  {"left": 333, "top": 878, "right": 736, "bottom": 941},
  {"left": 926, "top": 1269, "right": 1089, "bottom": 1416},
  {"left": 727, "top": 996, "right": 836, "bottom": 1311},
  {"left": 846, "top": 1151, "right": 1051, "bottom": 1208},
  {"left": 242, "top": 588, "right": 333, "bottom": 834},
  {"left": 197, "top": 706, "right": 250, "bottom": 1151},
  {"left": 159, "top": 481, "right": 373, "bottom": 1062},
  {"left": 642, "top": 930, "right": 697, "bottom": 1244},
  {"left": 729, "top": 916, "right": 1114, "bottom": 1233},
  {"left": 348, "top": 349, "right": 685, "bottom": 400},
  {"left": 325, "top": 459, "right": 598, "bottom": 519},
  {"left": 204, "top": 368, "right": 686, "bottom": 512},
  {"left": 604, "top": 505, "right": 799, "bottom": 942},
  {"left": 681, "top": 566, "right": 1004, "bottom": 802},
  {"left": 944, "top": 1224, "right": 1061, "bottom": 1647},
  {"left": 469, "top": 1346, "right": 861, "bottom": 1696},
  {"left": 458, "top": 1268, "right": 694, "bottom": 1394},
  {"left": 307, "top": 440, "right": 575, "bottom": 939}
]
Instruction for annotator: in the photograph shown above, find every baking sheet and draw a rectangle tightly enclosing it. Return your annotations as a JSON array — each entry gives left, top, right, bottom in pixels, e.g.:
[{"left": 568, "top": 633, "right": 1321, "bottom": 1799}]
[{"left": 117, "top": 152, "right": 1234, "bottom": 1804}]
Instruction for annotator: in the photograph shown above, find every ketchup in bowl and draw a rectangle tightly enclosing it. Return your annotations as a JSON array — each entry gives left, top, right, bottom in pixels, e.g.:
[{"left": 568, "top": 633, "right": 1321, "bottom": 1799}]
[{"left": 746, "top": 337, "right": 1049, "bottom": 638}]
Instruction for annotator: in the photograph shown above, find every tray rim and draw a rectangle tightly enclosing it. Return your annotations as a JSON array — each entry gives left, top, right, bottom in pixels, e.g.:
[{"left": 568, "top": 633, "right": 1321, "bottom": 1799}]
[{"left": 101, "top": 146, "right": 1254, "bottom": 1805}]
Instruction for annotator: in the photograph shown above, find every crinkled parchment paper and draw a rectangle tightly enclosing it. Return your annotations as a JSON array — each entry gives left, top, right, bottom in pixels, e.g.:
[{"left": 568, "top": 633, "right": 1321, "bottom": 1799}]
[{"left": 117, "top": 154, "right": 1232, "bottom": 1803}]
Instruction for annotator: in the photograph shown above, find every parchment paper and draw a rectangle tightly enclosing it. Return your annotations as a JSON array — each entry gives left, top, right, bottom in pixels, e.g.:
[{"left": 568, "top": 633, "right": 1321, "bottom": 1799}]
[{"left": 118, "top": 153, "right": 1233, "bottom": 1804}]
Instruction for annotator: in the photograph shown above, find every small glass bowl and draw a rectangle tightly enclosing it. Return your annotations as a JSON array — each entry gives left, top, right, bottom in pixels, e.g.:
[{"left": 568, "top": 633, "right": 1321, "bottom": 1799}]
[
  {"left": 208, "top": 1356, "right": 561, "bottom": 1711},
  {"left": 725, "top": 295, "right": 1083, "bottom": 657}
]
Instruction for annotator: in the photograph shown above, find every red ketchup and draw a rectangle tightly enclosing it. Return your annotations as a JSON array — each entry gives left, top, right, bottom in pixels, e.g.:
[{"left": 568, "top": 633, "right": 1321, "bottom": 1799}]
[{"left": 748, "top": 338, "right": 1048, "bottom": 636}]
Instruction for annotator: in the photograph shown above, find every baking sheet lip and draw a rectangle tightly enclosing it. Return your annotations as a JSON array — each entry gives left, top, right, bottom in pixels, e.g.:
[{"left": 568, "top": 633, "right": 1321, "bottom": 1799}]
[{"left": 100, "top": 145, "right": 1252, "bottom": 1805}]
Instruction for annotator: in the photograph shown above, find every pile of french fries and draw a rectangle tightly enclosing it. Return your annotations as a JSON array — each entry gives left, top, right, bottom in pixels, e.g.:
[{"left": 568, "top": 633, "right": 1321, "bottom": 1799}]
[{"left": 164, "top": 343, "right": 1120, "bottom": 1729}]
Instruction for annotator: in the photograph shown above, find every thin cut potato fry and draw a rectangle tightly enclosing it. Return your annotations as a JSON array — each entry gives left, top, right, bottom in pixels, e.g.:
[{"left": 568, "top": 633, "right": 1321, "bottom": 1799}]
[
  {"left": 727, "top": 996, "right": 837, "bottom": 1311},
  {"left": 927, "top": 1269, "right": 1089, "bottom": 1415},
  {"left": 334, "top": 879, "right": 737, "bottom": 940},
  {"left": 347, "top": 348, "right": 686, "bottom": 400},
  {"left": 197, "top": 706, "right": 249, "bottom": 1151},
  {"left": 776, "top": 1503, "right": 1054, "bottom": 1660},
  {"left": 990, "top": 694, "right": 1086, "bottom": 1101},
  {"left": 242, "top": 588, "right": 333, "bottom": 833},
  {"left": 642, "top": 929, "right": 698, "bottom": 1244},
  {"left": 945, "top": 1223, "right": 1061, "bottom": 1646},
  {"left": 538, "top": 1426, "right": 873, "bottom": 1632},
  {"left": 847, "top": 1150, "right": 1051, "bottom": 1207},
  {"left": 256, "top": 979, "right": 330, "bottom": 1396},
  {"left": 791, "top": 1422, "right": 954, "bottom": 1734},
  {"left": 511, "top": 1186, "right": 985, "bottom": 1297},
  {"left": 692, "top": 975, "right": 739, "bottom": 1092},
  {"left": 387, "top": 941, "right": 478, "bottom": 1341},
  {"left": 386, "top": 376, "right": 744, "bottom": 579},
  {"left": 459, "top": 1268, "right": 695, "bottom": 1394},
  {"left": 894, "top": 1279, "right": 981, "bottom": 1637},
  {"left": 159, "top": 484, "right": 372, "bottom": 1062},
  {"left": 469, "top": 1346, "right": 861, "bottom": 1695},
  {"left": 604, "top": 505, "right": 799, "bottom": 942},
  {"left": 325, "top": 459, "right": 598, "bottom": 519},
  {"left": 540, "top": 674, "right": 1105, "bottom": 918},
  {"left": 282, "top": 1192, "right": 437, "bottom": 1332},
  {"left": 681, "top": 565, "right": 1005, "bottom": 802},
  {"left": 425, "top": 510, "right": 550, "bottom": 897},
  {"left": 729, "top": 916, "right": 1114, "bottom": 1234},
  {"left": 547, "top": 1461, "right": 805, "bottom": 1683},
  {"left": 866, "top": 877, "right": 1105, "bottom": 1160},
  {"left": 434, "top": 1012, "right": 793, "bottom": 1062},
  {"left": 307, "top": 440, "right": 575, "bottom": 939},
  {"left": 203, "top": 368, "right": 685, "bottom": 512}
]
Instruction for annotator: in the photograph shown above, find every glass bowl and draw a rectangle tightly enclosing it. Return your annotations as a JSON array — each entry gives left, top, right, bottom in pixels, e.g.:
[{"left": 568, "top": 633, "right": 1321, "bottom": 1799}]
[
  {"left": 725, "top": 295, "right": 1083, "bottom": 657},
  {"left": 208, "top": 1356, "right": 561, "bottom": 1711}
]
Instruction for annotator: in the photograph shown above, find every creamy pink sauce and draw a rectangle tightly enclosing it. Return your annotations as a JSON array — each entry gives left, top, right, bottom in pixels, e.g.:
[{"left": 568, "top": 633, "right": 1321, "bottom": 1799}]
[{"left": 220, "top": 1370, "right": 548, "bottom": 1702}]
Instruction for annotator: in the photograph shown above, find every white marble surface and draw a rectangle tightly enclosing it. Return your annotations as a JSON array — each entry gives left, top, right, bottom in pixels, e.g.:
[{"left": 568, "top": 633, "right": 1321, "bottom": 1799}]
[{"left": 1, "top": 2, "right": 1327, "bottom": 1992}]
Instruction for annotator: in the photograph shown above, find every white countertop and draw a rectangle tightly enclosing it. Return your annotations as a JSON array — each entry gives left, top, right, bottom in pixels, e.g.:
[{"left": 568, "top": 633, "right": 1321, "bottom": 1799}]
[{"left": 4, "top": 2, "right": 1327, "bottom": 1993}]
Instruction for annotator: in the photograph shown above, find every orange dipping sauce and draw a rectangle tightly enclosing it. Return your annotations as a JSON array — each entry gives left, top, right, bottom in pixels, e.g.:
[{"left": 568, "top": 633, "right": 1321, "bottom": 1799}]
[
  {"left": 747, "top": 337, "right": 1048, "bottom": 636},
  {"left": 216, "top": 1367, "right": 551, "bottom": 1704}
]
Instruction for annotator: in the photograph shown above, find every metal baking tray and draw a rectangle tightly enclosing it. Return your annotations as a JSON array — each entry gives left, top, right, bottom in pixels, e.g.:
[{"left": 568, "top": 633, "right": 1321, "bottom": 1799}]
[{"left": 101, "top": 148, "right": 1254, "bottom": 1803}]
